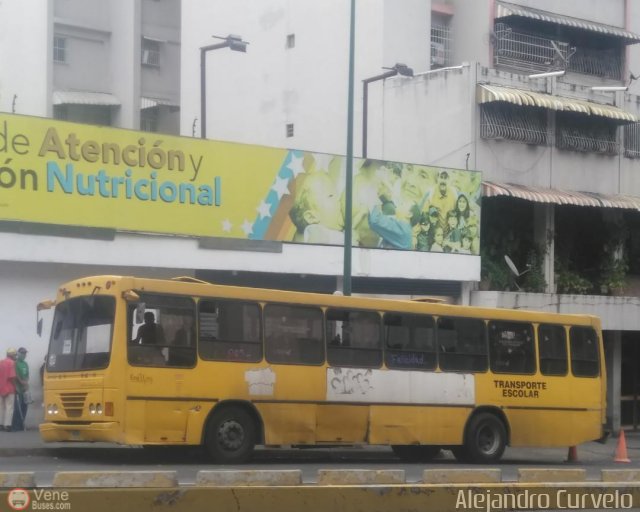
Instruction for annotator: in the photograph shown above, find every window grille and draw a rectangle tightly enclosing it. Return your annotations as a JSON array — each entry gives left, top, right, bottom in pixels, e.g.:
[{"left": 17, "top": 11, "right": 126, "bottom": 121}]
[
  {"left": 431, "top": 16, "right": 452, "bottom": 69},
  {"left": 556, "top": 112, "right": 619, "bottom": 155},
  {"left": 286, "top": 123, "right": 294, "bottom": 137},
  {"left": 141, "top": 38, "right": 161, "bottom": 67},
  {"left": 493, "top": 23, "right": 571, "bottom": 74},
  {"left": 568, "top": 47, "right": 622, "bottom": 80},
  {"left": 624, "top": 123, "right": 640, "bottom": 159},
  {"left": 493, "top": 22, "right": 622, "bottom": 80},
  {"left": 480, "top": 103, "right": 547, "bottom": 145},
  {"left": 286, "top": 34, "right": 295, "bottom": 49},
  {"left": 140, "top": 108, "right": 159, "bottom": 132},
  {"left": 53, "top": 36, "right": 66, "bottom": 63}
]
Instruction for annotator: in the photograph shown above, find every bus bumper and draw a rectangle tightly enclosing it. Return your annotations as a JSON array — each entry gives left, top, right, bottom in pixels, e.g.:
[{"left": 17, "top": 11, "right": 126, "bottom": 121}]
[{"left": 39, "top": 421, "right": 120, "bottom": 443}]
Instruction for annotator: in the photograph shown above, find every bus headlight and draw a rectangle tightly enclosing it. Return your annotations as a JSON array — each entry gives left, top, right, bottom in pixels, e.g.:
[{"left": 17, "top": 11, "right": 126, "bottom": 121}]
[
  {"left": 96, "top": 404, "right": 103, "bottom": 415},
  {"left": 89, "top": 403, "right": 96, "bottom": 414},
  {"left": 47, "top": 404, "right": 59, "bottom": 415}
]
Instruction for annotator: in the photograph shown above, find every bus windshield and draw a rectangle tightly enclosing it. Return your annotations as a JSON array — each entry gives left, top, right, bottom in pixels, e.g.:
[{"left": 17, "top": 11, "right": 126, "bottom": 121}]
[{"left": 47, "top": 296, "right": 115, "bottom": 372}]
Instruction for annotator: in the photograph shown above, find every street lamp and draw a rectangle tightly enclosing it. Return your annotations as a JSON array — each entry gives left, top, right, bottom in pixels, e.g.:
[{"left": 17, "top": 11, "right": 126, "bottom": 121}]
[
  {"left": 200, "top": 34, "right": 248, "bottom": 139},
  {"left": 362, "top": 63, "right": 413, "bottom": 158}
]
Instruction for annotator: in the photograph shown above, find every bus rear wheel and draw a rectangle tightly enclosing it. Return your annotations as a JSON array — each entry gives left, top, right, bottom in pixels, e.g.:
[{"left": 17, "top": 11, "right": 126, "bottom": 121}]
[
  {"left": 205, "top": 406, "right": 256, "bottom": 464},
  {"left": 392, "top": 445, "right": 441, "bottom": 462},
  {"left": 463, "top": 412, "right": 506, "bottom": 463}
]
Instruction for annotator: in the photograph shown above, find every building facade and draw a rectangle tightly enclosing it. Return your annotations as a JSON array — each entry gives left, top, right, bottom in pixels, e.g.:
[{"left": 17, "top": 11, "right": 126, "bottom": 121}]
[
  {"left": 2, "top": 0, "right": 640, "bottom": 432},
  {"left": 181, "top": 0, "right": 640, "bottom": 432}
]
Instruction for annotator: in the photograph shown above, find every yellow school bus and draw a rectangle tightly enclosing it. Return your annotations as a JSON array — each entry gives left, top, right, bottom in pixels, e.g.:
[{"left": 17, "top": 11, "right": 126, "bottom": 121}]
[{"left": 39, "top": 275, "right": 606, "bottom": 463}]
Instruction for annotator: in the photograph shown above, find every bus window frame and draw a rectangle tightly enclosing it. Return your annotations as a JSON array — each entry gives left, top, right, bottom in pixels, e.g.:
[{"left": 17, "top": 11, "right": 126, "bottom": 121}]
[
  {"left": 197, "top": 297, "right": 263, "bottom": 363},
  {"left": 569, "top": 325, "right": 600, "bottom": 378},
  {"left": 383, "top": 312, "right": 437, "bottom": 371},
  {"left": 127, "top": 292, "right": 198, "bottom": 369},
  {"left": 537, "top": 323, "right": 569, "bottom": 377},
  {"left": 325, "top": 307, "right": 383, "bottom": 369},
  {"left": 263, "top": 302, "right": 326, "bottom": 366},
  {"left": 488, "top": 319, "right": 536, "bottom": 375},
  {"left": 436, "top": 315, "right": 489, "bottom": 373}
]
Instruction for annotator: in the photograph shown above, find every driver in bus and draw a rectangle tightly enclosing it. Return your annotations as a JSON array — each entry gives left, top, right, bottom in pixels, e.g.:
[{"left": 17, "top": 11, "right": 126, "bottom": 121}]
[{"left": 132, "top": 312, "right": 165, "bottom": 345}]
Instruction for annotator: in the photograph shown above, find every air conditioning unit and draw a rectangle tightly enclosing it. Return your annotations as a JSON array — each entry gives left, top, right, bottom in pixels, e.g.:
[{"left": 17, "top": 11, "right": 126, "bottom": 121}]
[{"left": 431, "top": 42, "right": 446, "bottom": 67}]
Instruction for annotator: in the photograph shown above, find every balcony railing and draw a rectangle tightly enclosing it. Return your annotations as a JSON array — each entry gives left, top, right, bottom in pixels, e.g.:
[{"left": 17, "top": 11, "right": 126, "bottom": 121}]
[{"left": 494, "top": 23, "right": 622, "bottom": 80}]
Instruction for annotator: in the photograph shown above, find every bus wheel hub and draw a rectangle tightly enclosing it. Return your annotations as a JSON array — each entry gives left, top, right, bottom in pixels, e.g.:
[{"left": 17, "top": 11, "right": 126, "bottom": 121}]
[{"left": 218, "top": 420, "right": 244, "bottom": 450}]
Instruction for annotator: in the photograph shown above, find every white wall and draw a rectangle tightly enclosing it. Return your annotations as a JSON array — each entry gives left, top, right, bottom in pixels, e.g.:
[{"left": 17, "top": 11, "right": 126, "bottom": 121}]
[
  {"left": 471, "top": 290, "right": 640, "bottom": 332},
  {"left": 0, "top": 231, "right": 479, "bottom": 282},
  {"left": 0, "top": 0, "right": 51, "bottom": 116},
  {"left": 180, "top": 0, "right": 430, "bottom": 155}
]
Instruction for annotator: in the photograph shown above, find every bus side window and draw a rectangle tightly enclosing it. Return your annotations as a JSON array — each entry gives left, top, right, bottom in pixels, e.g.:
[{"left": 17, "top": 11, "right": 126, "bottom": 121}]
[
  {"left": 198, "top": 299, "right": 262, "bottom": 362},
  {"left": 488, "top": 321, "right": 535, "bottom": 374},
  {"left": 128, "top": 295, "right": 197, "bottom": 368},
  {"left": 264, "top": 304, "right": 324, "bottom": 365},
  {"left": 437, "top": 317, "right": 487, "bottom": 372},
  {"left": 384, "top": 313, "right": 436, "bottom": 370},
  {"left": 569, "top": 326, "right": 599, "bottom": 377},
  {"left": 538, "top": 324, "right": 568, "bottom": 376},
  {"left": 326, "top": 309, "right": 382, "bottom": 368}
]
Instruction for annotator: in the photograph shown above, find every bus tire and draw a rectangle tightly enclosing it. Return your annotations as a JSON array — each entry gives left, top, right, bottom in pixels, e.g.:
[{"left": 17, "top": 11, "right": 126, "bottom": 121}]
[
  {"left": 205, "top": 406, "right": 256, "bottom": 464},
  {"left": 392, "top": 445, "right": 441, "bottom": 462},
  {"left": 463, "top": 412, "right": 506, "bottom": 463}
]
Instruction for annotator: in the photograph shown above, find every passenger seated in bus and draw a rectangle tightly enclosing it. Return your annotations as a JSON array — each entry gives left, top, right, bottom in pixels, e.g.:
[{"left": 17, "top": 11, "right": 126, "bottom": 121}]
[
  {"left": 132, "top": 312, "right": 165, "bottom": 345},
  {"left": 173, "top": 317, "right": 195, "bottom": 346}
]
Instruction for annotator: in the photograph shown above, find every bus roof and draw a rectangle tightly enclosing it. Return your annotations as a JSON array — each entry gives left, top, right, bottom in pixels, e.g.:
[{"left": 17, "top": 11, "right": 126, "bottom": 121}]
[{"left": 55, "top": 275, "right": 601, "bottom": 328}]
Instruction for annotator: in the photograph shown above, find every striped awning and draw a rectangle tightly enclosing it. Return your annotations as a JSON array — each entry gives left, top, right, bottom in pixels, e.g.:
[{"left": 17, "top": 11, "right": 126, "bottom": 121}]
[
  {"left": 141, "top": 96, "right": 179, "bottom": 109},
  {"left": 53, "top": 91, "right": 120, "bottom": 106},
  {"left": 495, "top": 1, "right": 640, "bottom": 44},
  {"left": 477, "top": 84, "right": 638, "bottom": 122},
  {"left": 483, "top": 181, "right": 640, "bottom": 210}
]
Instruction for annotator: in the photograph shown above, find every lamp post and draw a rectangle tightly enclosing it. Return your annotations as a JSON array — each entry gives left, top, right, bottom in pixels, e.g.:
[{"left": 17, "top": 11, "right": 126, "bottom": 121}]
[
  {"left": 343, "top": 0, "right": 356, "bottom": 297},
  {"left": 200, "top": 34, "right": 248, "bottom": 139},
  {"left": 362, "top": 63, "right": 413, "bottom": 158}
]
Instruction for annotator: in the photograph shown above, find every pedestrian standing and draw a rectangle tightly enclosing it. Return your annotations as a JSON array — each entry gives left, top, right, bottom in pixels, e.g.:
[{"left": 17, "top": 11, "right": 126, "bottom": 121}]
[
  {"left": 0, "top": 348, "right": 17, "bottom": 432},
  {"left": 12, "top": 347, "right": 30, "bottom": 431}
]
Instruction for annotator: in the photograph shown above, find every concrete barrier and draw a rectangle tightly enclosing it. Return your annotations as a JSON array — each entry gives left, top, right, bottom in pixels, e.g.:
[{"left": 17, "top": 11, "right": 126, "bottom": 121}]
[
  {"left": 317, "top": 469, "right": 405, "bottom": 485},
  {"left": 52, "top": 471, "right": 178, "bottom": 488},
  {"left": 196, "top": 470, "right": 302, "bottom": 486},
  {"left": 0, "top": 472, "right": 35, "bottom": 488},
  {"left": 423, "top": 468, "right": 501, "bottom": 483},
  {"left": 517, "top": 468, "right": 587, "bottom": 482},
  {"left": 601, "top": 469, "right": 640, "bottom": 482}
]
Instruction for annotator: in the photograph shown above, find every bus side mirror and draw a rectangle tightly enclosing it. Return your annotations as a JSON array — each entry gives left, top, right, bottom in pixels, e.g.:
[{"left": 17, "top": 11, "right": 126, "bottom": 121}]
[{"left": 36, "top": 299, "right": 55, "bottom": 338}]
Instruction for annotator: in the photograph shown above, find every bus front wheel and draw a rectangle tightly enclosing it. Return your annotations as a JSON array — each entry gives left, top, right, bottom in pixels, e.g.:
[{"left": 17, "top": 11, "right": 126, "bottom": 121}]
[
  {"left": 462, "top": 412, "right": 507, "bottom": 463},
  {"left": 205, "top": 406, "right": 256, "bottom": 464}
]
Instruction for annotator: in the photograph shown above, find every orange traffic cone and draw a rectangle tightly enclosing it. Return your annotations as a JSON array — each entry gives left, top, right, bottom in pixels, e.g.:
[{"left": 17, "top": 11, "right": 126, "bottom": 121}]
[
  {"left": 614, "top": 430, "right": 631, "bottom": 463},
  {"left": 565, "top": 446, "right": 578, "bottom": 463}
]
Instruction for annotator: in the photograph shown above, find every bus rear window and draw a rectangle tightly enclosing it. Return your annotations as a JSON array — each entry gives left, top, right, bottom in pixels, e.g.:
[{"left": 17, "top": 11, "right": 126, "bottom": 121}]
[
  {"left": 570, "top": 326, "right": 599, "bottom": 377},
  {"left": 47, "top": 296, "right": 115, "bottom": 372}
]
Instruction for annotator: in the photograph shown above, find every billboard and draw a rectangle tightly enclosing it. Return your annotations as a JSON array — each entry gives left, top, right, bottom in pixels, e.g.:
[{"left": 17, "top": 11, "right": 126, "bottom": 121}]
[{"left": 0, "top": 113, "right": 481, "bottom": 253}]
